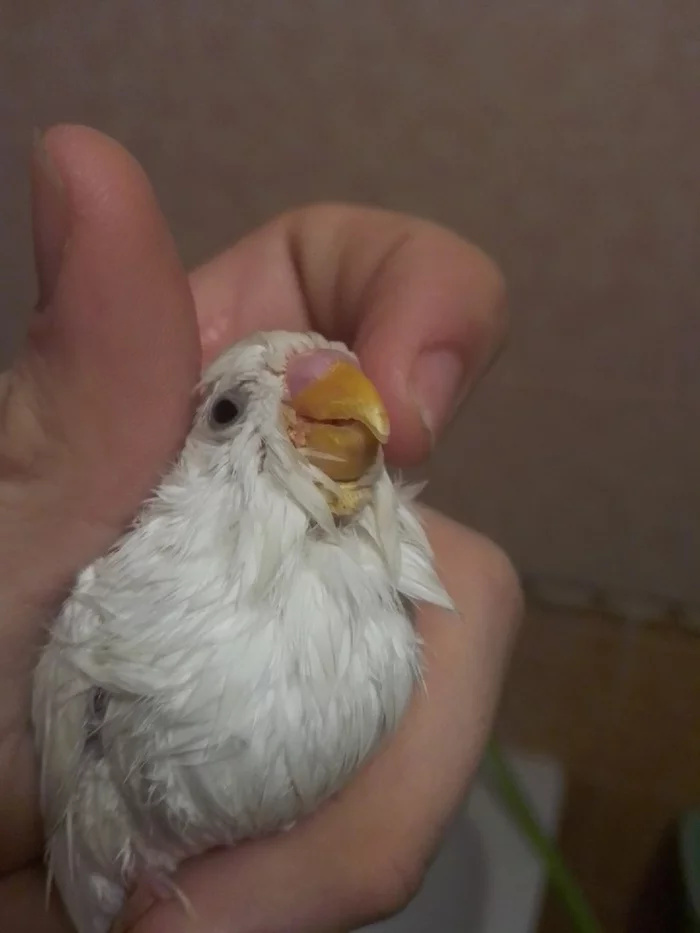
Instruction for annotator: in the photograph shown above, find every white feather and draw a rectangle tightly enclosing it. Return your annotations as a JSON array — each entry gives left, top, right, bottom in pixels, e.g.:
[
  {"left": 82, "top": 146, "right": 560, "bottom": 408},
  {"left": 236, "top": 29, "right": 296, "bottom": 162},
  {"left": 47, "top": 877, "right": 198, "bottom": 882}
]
[{"left": 31, "top": 331, "right": 454, "bottom": 933}]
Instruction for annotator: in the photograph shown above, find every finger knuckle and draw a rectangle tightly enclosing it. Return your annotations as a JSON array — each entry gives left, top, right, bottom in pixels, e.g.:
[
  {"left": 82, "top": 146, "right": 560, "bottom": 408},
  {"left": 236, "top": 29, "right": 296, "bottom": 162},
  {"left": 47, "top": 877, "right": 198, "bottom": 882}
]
[
  {"left": 468, "top": 533, "right": 524, "bottom": 635},
  {"left": 477, "top": 246, "right": 507, "bottom": 301},
  {"left": 475, "top": 248, "right": 509, "bottom": 334}
]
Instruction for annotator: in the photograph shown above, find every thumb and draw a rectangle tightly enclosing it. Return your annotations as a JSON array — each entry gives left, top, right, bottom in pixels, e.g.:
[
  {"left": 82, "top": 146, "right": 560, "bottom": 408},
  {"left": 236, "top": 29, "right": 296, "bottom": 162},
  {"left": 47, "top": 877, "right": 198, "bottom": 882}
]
[{"left": 1, "top": 125, "right": 200, "bottom": 623}]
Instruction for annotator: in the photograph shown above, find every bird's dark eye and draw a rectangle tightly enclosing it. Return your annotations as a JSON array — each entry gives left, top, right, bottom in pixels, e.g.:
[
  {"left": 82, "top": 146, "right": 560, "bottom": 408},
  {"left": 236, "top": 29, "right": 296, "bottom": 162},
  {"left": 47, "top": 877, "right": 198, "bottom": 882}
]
[{"left": 209, "top": 393, "right": 243, "bottom": 428}]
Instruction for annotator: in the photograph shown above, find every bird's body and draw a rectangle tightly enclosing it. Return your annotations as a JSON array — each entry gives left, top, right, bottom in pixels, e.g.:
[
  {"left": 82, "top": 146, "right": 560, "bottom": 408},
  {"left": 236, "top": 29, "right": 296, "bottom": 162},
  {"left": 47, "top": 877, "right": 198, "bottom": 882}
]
[{"left": 32, "top": 331, "right": 452, "bottom": 933}]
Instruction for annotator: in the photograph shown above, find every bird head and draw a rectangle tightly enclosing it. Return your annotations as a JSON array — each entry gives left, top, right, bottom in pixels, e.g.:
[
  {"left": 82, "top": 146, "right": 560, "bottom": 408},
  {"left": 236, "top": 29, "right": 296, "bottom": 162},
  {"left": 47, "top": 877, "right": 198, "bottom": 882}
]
[{"left": 192, "top": 332, "right": 391, "bottom": 523}]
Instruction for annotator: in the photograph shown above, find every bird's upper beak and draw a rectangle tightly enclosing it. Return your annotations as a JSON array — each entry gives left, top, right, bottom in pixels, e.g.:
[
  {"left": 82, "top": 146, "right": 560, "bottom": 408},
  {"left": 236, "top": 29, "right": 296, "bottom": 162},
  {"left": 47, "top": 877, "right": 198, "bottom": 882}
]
[{"left": 285, "top": 358, "right": 390, "bottom": 483}]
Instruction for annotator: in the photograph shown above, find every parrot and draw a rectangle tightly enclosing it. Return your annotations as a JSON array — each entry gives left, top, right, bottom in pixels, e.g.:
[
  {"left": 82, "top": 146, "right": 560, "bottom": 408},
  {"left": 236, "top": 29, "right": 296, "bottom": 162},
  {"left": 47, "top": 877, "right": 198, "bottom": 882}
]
[{"left": 31, "top": 330, "right": 454, "bottom": 933}]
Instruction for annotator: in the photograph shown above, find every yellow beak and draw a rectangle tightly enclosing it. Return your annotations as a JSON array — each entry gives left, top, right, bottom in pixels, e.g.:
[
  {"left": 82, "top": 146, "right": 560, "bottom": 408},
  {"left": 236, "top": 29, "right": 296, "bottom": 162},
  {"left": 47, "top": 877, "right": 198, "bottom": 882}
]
[{"left": 286, "top": 360, "right": 390, "bottom": 483}]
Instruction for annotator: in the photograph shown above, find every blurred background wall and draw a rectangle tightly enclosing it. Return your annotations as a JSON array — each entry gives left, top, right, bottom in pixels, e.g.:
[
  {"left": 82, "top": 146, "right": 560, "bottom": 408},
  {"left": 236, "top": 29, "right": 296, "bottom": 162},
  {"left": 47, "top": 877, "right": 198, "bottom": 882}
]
[{"left": 1, "top": 1, "right": 698, "bottom": 614}]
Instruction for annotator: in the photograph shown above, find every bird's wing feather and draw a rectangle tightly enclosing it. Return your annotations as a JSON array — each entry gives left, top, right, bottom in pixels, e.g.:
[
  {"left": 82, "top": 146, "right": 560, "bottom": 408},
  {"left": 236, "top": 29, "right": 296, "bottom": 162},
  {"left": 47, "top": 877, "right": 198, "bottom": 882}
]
[{"left": 395, "top": 484, "right": 455, "bottom": 612}]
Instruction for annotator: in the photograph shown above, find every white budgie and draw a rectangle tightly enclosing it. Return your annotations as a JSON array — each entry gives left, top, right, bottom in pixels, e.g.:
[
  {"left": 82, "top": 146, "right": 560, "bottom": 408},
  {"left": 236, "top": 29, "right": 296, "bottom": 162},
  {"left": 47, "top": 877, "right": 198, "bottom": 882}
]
[{"left": 31, "top": 330, "right": 453, "bottom": 933}]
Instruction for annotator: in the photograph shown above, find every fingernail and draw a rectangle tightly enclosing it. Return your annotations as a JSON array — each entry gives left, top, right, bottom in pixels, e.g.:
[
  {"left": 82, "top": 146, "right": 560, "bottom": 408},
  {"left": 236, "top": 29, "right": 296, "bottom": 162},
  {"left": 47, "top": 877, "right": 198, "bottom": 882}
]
[
  {"left": 109, "top": 886, "right": 157, "bottom": 933},
  {"left": 410, "top": 347, "right": 466, "bottom": 443},
  {"left": 30, "top": 128, "right": 70, "bottom": 311},
  {"left": 111, "top": 875, "right": 199, "bottom": 933}
]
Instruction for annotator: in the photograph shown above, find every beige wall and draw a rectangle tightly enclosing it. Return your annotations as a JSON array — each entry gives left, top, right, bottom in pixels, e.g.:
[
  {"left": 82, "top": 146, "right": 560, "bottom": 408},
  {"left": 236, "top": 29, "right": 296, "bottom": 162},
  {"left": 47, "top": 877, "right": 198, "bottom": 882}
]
[{"left": 1, "top": 2, "right": 698, "bottom": 610}]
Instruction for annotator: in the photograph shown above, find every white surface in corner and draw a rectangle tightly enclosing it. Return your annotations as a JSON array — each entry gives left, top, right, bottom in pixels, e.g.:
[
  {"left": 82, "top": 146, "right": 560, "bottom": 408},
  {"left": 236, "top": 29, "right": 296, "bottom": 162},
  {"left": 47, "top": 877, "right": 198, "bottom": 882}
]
[{"left": 362, "top": 748, "right": 565, "bottom": 933}]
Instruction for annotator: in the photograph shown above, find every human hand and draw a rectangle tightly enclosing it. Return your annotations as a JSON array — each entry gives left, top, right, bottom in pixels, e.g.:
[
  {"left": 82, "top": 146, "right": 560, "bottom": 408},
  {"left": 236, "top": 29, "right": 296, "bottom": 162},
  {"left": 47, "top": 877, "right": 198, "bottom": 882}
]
[{"left": 0, "top": 125, "right": 522, "bottom": 932}]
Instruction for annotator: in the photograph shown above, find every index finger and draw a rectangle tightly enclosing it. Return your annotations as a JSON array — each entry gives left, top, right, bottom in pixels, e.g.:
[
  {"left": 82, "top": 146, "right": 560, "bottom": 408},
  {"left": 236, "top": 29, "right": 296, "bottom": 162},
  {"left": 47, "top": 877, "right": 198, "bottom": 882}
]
[{"left": 189, "top": 204, "right": 506, "bottom": 466}]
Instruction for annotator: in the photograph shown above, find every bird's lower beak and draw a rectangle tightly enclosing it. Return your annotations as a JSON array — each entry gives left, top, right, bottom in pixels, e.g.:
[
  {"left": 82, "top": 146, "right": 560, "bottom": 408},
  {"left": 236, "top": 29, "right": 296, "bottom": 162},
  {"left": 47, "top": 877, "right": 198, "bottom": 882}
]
[{"left": 286, "top": 360, "right": 390, "bottom": 483}]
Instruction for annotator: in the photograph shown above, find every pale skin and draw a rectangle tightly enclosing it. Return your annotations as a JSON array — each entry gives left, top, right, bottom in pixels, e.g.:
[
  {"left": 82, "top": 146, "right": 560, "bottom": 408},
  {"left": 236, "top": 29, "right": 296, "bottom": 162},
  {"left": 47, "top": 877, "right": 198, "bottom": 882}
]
[{"left": 0, "top": 125, "right": 522, "bottom": 932}]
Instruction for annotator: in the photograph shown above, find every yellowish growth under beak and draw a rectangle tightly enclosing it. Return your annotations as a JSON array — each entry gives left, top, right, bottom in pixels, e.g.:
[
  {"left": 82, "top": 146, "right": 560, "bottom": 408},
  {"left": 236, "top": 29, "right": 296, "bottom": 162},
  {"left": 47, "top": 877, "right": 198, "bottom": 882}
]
[{"left": 286, "top": 360, "right": 390, "bottom": 484}]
